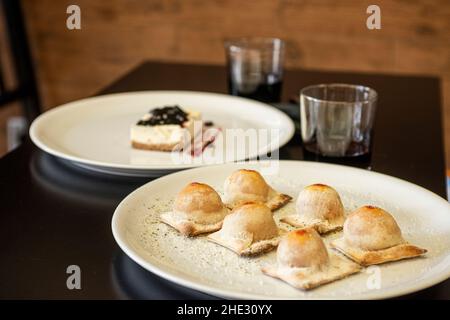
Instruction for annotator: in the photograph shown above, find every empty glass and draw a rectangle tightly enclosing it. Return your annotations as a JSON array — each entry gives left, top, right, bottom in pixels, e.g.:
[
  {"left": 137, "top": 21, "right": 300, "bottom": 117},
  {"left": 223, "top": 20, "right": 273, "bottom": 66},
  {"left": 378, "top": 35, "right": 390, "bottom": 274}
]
[
  {"left": 225, "top": 37, "right": 284, "bottom": 103},
  {"left": 300, "top": 84, "right": 377, "bottom": 157}
]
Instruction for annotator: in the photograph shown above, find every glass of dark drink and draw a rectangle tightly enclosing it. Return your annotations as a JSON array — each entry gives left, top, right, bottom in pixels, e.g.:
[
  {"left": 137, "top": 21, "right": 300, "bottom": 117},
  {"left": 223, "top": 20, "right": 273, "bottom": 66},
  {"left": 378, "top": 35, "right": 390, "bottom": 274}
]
[
  {"left": 225, "top": 37, "right": 284, "bottom": 103},
  {"left": 300, "top": 84, "right": 377, "bottom": 157}
]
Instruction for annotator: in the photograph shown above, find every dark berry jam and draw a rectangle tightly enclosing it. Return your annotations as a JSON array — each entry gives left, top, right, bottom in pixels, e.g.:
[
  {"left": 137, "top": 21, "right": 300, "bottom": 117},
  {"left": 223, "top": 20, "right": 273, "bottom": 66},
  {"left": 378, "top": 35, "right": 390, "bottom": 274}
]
[{"left": 137, "top": 105, "right": 188, "bottom": 126}]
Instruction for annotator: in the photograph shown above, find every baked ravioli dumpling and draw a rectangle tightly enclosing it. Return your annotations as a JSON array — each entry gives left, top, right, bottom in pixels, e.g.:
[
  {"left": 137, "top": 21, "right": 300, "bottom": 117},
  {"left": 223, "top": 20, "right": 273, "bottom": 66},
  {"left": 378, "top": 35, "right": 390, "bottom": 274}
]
[
  {"left": 208, "top": 202, "right": 282, "bottom": 256},
  {"left": 331, "top": 206, "right": 427, "bottom": 266},
  {"left": 160, "top": 182, "right": 229, "bottom": 236},
  {"left": 223, "top": 169, "right": 292, "bottom": 211},
  {"left": 262, "top": 228, "right": 361, "bottom": 290},
  {"left": 281, "top": 184, "right": 345, "bottom": 234}
]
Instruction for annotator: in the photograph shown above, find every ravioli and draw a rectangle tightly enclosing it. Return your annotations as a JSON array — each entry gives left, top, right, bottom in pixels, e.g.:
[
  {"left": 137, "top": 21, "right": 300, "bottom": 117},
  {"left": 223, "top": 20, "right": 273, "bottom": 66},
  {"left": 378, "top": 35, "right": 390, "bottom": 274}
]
[
  {"left": 281, "top": 184, "right": 345, "bottom": 234},
  {"left": 262, "top": 228, "right": 361, "bottom": 290},
  {"left": 208, "top": 202, "right": 283, "bottom": 256},
  {"left": 223, "top": 169, "right": 292, "bottom": 211},
  {"left": 331, "top": 206, "right": 427, "bottom": 266},
  {"left": 160, "top": 182, "right": 229, "bottom": 236}
]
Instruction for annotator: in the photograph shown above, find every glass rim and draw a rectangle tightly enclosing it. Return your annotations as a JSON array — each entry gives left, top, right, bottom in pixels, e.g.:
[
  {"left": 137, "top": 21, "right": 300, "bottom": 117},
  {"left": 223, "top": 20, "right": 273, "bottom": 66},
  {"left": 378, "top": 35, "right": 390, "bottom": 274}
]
[
  {"left": 300, "top": 83, "right": 378, "bottom": 105},
  {"left": 224, "top": 37, "right": 285, "bottom": 52}
]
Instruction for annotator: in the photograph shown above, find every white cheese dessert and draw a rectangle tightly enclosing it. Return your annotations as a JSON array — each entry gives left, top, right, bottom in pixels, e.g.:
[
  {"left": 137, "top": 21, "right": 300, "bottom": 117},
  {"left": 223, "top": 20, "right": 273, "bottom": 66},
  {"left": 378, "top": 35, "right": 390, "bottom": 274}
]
[{"left": 130, "top": 106, "right": 201, "bottom": 151}]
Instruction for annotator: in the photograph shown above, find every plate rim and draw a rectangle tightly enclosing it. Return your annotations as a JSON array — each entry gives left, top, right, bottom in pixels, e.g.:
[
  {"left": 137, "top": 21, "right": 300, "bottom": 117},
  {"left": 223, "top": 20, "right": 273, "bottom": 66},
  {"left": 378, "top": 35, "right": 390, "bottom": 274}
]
[
  {"left": 111, "top": 160, "right": 450, "bottom": 300},
  {"left": 29, "top": 90, "right": 295, "bottom": 171}
]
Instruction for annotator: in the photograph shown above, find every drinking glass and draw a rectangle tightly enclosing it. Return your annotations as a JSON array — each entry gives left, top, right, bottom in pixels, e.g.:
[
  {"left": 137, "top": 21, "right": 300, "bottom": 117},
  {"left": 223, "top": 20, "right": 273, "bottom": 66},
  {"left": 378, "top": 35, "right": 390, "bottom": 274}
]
[
  {"left": 300, "top": 84, "right": 377, "bottom": 157},
  {"left": 225, "top": 37, "right": 284, "bottom": 103}
]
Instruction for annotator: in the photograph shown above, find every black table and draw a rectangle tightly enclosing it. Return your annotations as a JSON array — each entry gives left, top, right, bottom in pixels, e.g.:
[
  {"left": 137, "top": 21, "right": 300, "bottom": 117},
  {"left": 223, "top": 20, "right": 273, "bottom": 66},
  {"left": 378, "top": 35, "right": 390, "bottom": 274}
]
[{"left": 0, "top": 62, "right": 448, "bottom": 299}]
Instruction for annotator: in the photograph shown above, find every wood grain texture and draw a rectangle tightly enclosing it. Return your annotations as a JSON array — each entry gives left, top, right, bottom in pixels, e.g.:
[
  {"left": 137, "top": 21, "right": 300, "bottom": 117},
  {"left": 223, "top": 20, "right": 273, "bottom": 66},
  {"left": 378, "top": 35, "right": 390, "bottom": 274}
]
[{"left": 5, "top": 0, "right": 450, "bottom": 164}]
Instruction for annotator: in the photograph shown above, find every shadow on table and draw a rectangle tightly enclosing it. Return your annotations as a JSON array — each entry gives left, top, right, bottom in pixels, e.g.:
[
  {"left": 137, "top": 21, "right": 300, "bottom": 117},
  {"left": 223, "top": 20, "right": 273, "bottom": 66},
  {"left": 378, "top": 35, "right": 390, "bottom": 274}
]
[
  {"left": 110, "top": 251, "right": 450, "bottom": 300},
  {"left": 392, "top": 280, "right": 450, "bottom": 300},
  {"left": 110, "top": 252, "right": 216, "bottom": 300},
  {"left": 30, "top": 150, "right": 151, "bottom": 207}
]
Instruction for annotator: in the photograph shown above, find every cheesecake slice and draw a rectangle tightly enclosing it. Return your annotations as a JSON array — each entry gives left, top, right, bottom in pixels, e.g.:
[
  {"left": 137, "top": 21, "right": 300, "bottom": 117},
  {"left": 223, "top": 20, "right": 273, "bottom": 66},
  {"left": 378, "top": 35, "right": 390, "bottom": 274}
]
[{"left": 130, "top": 105, "right": 201, "bottom": 152}]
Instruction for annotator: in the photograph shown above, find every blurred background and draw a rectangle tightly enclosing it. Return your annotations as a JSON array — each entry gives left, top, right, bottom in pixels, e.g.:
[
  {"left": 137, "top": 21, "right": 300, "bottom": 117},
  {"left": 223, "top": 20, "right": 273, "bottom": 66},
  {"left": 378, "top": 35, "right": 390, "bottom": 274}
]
[{"left": 0, "top": 0, "right": 449, "bottom": 165}]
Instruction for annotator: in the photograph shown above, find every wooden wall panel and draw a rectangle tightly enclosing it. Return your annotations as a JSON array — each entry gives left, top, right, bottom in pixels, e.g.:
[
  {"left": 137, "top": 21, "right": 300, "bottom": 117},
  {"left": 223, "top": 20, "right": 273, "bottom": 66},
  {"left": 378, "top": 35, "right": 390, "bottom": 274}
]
[{"left": 11, "top": 0, "right": 450, "bottom": 164}]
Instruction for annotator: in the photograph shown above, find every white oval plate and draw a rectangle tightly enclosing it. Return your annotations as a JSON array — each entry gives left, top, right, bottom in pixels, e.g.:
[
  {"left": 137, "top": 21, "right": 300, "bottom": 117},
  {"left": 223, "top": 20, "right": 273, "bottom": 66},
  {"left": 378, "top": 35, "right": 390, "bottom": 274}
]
[
  {"left": 112, "top": 160, "right": 450, "bottom": 299},
  {"left": 30, "top": 91, "right": 295, "bottom": 176}
]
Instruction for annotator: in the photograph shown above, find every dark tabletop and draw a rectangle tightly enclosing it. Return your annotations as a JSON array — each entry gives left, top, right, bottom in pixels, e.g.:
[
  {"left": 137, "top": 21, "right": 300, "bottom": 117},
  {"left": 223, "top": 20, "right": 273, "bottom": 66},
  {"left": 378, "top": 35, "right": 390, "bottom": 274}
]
[{"left": 0, "top": 61, "right": 448, "bottom": 299}]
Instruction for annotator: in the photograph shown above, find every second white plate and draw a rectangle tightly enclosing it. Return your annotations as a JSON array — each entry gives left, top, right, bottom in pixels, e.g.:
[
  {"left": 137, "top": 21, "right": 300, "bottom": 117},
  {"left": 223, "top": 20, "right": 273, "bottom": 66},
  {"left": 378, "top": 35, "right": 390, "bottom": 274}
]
[{"left": 30, "top": 91, "right": 295, "bottom": 176}]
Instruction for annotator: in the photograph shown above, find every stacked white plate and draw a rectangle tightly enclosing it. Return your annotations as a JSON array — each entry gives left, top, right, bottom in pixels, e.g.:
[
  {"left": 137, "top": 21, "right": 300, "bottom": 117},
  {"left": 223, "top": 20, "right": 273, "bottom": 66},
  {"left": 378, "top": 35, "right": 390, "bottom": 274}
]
[{"left": 30, "top": 91, "right": 295, "bottom": 177}]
